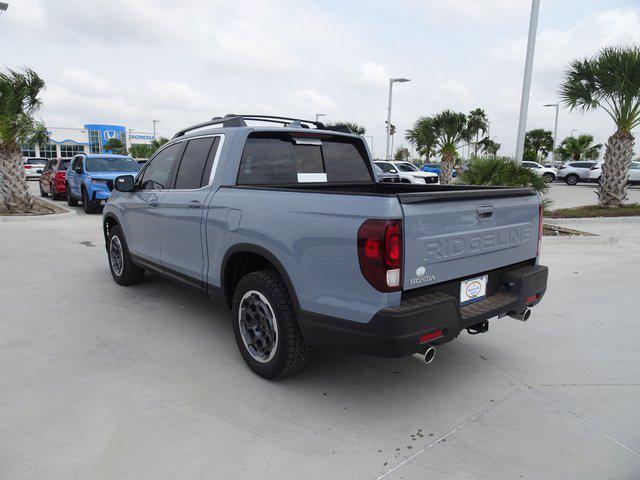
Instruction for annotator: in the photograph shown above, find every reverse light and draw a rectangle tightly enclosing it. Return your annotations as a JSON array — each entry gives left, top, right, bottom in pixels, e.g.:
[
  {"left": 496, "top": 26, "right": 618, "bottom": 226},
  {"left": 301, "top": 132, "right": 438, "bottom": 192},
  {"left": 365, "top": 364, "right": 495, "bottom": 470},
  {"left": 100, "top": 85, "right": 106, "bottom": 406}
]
[{"left": 357, "top": 219, "right": 403, "bottom": 292}]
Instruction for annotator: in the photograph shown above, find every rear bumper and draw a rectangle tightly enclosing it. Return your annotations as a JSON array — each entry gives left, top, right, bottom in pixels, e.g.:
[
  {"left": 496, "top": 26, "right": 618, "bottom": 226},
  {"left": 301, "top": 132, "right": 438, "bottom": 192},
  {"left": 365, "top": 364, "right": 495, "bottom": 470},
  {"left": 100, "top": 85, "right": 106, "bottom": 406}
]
[{"left": 297, "top": 264, "right": 548, "bottom": 357}]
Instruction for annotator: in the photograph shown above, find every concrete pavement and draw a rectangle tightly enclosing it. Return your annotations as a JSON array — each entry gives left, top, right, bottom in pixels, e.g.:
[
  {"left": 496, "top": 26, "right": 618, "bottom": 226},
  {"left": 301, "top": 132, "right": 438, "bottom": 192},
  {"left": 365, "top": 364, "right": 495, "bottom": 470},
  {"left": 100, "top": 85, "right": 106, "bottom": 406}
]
[{"left": 1, "top": 182, "right": 639, "bottom": 479}]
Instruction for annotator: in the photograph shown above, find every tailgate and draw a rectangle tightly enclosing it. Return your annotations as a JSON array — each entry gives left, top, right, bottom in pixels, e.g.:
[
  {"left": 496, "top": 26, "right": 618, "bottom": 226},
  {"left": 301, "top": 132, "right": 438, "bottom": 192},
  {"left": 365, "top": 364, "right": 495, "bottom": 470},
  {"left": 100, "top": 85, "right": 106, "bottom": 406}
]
[{"left": 400, "top": 190, "right": 540, "bottom": 290}]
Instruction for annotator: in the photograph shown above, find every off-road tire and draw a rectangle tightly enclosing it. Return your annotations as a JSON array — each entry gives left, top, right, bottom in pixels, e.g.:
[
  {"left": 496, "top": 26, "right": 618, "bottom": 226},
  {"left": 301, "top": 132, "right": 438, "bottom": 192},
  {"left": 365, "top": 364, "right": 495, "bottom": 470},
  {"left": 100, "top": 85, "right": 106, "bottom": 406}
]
[
  {"left": 107, "top": 225, "right": 145, "bottom": 286},
  {"left": 565, "top": 174, "right": 579, "bottom": 186},
  {"left": 66, "top": 184, "right": 78, "bottom": 206},
  {"left": 82, "top": 188, "right": 97, "bottom": 214},
  {"left": 232, "top": 269, "right": 312, "bottom": 379}
]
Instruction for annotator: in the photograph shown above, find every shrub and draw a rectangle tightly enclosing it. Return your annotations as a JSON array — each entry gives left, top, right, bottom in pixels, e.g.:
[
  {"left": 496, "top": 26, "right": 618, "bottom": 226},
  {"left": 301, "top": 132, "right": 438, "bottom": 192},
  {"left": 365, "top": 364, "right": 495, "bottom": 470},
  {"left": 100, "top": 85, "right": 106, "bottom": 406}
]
[{"left": 458, "top": 156, "right": 548, "bottom": 194}]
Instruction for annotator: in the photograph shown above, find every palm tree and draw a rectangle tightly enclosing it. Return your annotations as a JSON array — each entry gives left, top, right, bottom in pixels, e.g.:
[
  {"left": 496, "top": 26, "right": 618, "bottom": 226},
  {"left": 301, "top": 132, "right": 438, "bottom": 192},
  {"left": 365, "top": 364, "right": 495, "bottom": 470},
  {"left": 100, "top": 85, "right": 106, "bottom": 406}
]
[
  {"left": 405, "top": 111, "right": 473, "bottom": 184},
  {"left": 478, "top": 138, "right": 501, "bottom": 157},
  {"left": 325, "top": 122, "right": 366, "bottom": 135},
  {"left": 560, "top": 46, "right": 640, "bottom": 207},
  {"left": 524, "top": 129, "right": 554, "bottom": 161},
  {"left": 468, "top": 108, "right": 489, "bottom": 157},
  {"left": 555, "top": 134, "right": 602, "bottom": 161},
  {"left": 393, "top": 147, "right": 410, "bottom": 161},
  {"left": 431, "top": 110, "right": 473, "bottom": 184},
  {"left": 405, "top": 117, "right": 436, "bottom": 160},
  {"left": 0, "top": 68, "right": 48, "bottom": 214}
]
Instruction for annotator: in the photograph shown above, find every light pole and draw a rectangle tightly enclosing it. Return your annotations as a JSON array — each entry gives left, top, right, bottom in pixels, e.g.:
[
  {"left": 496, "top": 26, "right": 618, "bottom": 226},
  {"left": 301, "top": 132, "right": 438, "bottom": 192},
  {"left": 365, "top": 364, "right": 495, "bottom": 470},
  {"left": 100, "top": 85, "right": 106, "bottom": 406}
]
[
  {"left": 386, "top": 77, "right": 410, "bottom": 160},
  {"left": 315, "top": 113, "right": 326, "bottom": 123},
  {"left": 543, "top": 103, "right": 559, "bottom": 163},
  {"left": 514, "top": 0, "right": 541, "bottom": 162},
  {"left": 570, "top": 129, "right": 576, "bottom": 137},
  {"left": 152, "top": 119, "right": 161, "bottom": 141}
]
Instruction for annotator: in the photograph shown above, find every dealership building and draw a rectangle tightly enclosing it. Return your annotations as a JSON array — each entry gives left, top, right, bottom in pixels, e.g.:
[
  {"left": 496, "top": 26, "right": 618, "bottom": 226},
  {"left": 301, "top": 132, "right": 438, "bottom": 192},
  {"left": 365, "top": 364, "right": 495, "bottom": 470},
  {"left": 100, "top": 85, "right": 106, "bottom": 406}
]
[{"left": 20, "top": 124, "right": 157, "bottom": 159}]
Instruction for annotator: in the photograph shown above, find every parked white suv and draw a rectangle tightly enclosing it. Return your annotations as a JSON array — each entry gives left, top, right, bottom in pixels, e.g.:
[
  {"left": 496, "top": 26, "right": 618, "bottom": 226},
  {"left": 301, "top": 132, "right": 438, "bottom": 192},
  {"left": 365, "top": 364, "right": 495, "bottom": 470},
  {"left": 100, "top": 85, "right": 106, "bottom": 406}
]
[
  {"left": 556, "top": 161, "right": 598, "bottom": 185},
  {"left": 522, "top": 161, "right": 557, "bottom": 183},
  {"left": 589, "top": 161, "right": 640, "bottom": 185},
  {"left": 375, "top": 161, "right": 439, "bottom": 184}
]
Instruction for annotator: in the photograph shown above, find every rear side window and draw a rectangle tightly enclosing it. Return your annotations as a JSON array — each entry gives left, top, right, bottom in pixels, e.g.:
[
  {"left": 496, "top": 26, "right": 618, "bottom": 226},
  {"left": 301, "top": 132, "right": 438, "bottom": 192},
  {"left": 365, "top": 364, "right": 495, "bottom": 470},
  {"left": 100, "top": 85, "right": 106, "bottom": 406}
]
[
  {"left": 237, "top": 135, "right": 372, "bottom": 185},
  {"left": 174, "top": 137, "right": 218, "bottom": 189}
]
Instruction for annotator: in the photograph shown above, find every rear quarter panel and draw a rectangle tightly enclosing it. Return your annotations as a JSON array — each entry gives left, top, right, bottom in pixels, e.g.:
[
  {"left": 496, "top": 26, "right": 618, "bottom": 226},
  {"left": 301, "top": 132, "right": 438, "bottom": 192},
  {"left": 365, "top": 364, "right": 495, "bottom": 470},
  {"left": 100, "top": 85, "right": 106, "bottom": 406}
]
[{"left": 206, "top": 188, "right": 403, "bottom": 323}]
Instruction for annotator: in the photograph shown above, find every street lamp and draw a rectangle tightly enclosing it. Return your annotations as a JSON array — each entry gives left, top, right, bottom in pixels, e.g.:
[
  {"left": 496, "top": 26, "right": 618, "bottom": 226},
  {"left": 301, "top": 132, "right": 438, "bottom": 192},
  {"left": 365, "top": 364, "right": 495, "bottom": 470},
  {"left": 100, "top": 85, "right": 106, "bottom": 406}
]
[
  {"left": 152, "top": 119, "right": 161, "bottom": 140},
  {"left": 570, "top": 129, "right": 576, "bottom": 137},
  {"left": 315, "top": 113, "right": 326, "bottom": 123},
  {"left": 514, "top": 0, "right": 541, "bottom": 162},
  {"left": 543, "top": 103, "right": 559, "bottom": 162},
  {"left": 365, "top": 135, "right": 375, "bottom": 158},
  {"left": 386, "top": 77, "right": 410, "bottom": 160}
]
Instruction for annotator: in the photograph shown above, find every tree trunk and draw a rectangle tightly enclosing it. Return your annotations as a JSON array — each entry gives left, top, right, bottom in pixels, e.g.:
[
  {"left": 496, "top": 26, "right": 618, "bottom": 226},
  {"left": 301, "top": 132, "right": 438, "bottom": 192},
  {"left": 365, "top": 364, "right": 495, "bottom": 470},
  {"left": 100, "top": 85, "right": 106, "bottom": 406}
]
[
  {"left": 597, "top": 130, "right": 634, "bottom": 207},
  {"left": 0, "top": 143, "right": 35, "bottom": 214},
  {"left": 440, "top": 152, "right": 454, "bottom": 185}
]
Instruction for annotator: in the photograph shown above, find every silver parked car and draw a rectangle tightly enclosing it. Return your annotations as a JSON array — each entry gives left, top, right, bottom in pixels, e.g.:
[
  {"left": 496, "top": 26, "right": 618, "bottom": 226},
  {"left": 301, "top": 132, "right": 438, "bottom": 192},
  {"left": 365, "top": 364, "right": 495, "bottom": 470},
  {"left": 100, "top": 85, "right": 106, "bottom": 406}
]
[{"left": 556, "top": 161, "right": 598, "bottom": 185}]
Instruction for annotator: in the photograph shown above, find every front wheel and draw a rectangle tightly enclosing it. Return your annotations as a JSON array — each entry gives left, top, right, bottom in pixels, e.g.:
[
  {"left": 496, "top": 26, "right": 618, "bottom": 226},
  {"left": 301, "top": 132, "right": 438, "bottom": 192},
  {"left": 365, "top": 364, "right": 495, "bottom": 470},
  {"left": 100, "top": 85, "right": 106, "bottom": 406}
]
[
  {"left": 565, "top": 174, "right": 579, "bottom": 186},
  {"left": 232, "top": 270, "right": 312, "bottom": 379},
  {"left": 542, "top": 173, "right": 555, "bottom": 183},
  {"left": 107, "top": 225, "right": 145, "bottom": 286},
  {"left": 66, "top": 184, "right": 78, "bottom": 206},
  {"left": 82, "top": 188, "right": 97, "bottom": 214}
]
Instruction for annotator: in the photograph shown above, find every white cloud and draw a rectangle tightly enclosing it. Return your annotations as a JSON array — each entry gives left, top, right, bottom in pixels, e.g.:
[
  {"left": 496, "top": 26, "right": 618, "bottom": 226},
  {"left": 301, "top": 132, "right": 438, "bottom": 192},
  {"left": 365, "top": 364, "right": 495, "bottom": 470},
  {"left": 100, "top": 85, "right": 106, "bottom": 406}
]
[
  {"left": 284, "top": 89, "right": 336, "bottom": 113},
  {"left": 358, "top": 61, "right": 390, "bottom": 89}
]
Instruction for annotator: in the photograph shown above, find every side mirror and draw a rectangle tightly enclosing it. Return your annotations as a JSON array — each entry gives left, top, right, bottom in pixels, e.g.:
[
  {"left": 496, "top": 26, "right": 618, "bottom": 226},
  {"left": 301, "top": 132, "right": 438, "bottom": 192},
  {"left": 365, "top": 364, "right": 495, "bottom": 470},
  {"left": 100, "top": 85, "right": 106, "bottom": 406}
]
[{"left": 114, "top": 175, "right": 136, "bottom": 192}]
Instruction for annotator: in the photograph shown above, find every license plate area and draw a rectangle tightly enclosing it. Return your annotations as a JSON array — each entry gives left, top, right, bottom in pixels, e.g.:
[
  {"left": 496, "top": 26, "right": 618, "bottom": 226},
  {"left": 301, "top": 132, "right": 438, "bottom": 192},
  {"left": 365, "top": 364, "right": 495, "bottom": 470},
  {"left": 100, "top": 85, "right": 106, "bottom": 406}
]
[{"left": 460, "top": 275, "right": 488, "bottom": 305}]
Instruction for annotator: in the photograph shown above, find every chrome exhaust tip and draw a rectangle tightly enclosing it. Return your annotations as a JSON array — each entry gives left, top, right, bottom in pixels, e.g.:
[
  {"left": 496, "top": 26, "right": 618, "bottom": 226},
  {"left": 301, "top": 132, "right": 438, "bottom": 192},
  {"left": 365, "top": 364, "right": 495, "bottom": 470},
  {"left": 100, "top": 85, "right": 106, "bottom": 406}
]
[
  {"left": 508, "top": 307, "right": 531, "bottom": 322},
  {"left": 412, "top": 346, "right": 437, "bottom": 364}
]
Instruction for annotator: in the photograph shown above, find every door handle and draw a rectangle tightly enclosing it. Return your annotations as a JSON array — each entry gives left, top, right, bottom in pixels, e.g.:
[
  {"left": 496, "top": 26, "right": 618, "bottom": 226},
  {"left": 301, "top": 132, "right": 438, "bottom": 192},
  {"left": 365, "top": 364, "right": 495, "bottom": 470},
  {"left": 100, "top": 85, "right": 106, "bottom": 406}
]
[
  {"left": 148, "top": 195, "right": 158, "bottom": 207},
  {"left": 188, "top": 200, "right": 201, "bottom": 209}
]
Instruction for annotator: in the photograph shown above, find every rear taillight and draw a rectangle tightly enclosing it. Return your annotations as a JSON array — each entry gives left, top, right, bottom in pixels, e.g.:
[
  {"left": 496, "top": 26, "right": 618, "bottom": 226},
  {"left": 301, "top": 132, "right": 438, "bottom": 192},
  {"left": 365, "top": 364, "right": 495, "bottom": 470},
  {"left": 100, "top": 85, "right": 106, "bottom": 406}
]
[
  {"left": 24, "top": 165, "right": 32, "bottom": 169},
  {"left": 357, "top": 219, "right": 402, "bottom": 292},
  {"left": 537, "top": 203, "right": 543, "bottom": 256}
]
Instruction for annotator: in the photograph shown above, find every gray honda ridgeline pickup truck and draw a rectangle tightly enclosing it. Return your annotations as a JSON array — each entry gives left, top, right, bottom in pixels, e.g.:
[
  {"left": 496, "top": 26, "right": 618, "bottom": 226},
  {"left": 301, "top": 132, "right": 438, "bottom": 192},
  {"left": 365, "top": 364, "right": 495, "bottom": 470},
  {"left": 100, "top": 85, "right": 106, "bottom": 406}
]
[{"left": 103, "top": 115, "right": 548, "bottom": 379}]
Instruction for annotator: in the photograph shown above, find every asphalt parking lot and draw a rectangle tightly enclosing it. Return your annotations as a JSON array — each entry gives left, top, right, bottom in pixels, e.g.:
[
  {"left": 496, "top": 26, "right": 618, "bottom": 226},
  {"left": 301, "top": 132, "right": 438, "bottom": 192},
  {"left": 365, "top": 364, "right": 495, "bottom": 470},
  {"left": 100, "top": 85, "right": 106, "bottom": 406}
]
[
  {"left": 544, "top": 181, "right": 640, "bottom": 210},
  {"left": 1, "top": 181, "right": 639, "bottom": 479}
]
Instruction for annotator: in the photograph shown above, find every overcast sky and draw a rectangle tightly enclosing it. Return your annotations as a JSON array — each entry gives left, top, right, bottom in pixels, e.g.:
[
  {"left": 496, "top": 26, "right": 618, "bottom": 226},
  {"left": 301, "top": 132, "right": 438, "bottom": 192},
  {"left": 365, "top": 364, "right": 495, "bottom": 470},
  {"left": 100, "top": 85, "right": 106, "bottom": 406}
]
[{"left": 2, "top": 0, "right": 640, "bottom": 158}]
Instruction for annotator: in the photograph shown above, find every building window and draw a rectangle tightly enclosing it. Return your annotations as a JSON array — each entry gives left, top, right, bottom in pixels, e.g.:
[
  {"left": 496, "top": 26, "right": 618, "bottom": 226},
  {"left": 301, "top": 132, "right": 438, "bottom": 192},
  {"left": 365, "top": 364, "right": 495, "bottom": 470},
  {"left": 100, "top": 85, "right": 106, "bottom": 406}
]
[
  {"left": 60, "top": 144, "right": 84, "bottom": 158},
  {"left": 41, "top": 142, "right": 57, "bottom": 159},
  {"left": 89, "top": 130, "right": 102, "bottom": 154},
  {"left": 21, "top": 145, "right": 37, "bottom": 157}
]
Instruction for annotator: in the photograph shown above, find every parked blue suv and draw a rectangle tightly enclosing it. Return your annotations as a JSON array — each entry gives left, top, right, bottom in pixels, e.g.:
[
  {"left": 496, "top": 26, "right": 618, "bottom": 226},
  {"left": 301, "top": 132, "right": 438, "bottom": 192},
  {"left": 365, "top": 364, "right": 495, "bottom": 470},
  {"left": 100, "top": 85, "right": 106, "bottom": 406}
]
[{"left": 66, "top": 154, "right": 140, "bottom": 213}]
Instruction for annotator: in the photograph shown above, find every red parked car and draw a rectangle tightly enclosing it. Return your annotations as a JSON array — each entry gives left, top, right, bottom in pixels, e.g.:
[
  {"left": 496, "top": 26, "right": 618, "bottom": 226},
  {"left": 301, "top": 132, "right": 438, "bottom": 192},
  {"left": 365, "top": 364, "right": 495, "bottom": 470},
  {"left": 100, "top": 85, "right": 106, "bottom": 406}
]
[{"left": 39, "top": 158, "right": 71, "bottom": 200}]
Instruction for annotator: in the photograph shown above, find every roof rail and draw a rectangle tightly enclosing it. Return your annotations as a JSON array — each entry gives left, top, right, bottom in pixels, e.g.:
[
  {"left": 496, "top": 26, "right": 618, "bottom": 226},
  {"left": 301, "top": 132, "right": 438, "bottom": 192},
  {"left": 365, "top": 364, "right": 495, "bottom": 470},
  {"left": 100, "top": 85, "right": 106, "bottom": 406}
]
[{"left": 172, "top": 114, "right": 326, "bottom": 138}]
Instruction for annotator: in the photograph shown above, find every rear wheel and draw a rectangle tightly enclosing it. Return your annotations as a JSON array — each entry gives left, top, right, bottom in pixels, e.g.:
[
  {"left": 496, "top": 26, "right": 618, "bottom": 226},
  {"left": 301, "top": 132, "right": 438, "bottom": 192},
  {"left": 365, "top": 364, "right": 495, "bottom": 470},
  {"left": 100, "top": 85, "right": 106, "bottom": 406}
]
[
  {"left": 232, "top": 269, "right": 312, "bottom": 379},
  {"left": 82, "top": 188, "right": 97, "bottom": 214},
  {"left": 565, "top": 174, "right": 579, "bottom": 186},
  {"left": 66, "top": 184, "right": 78, "bottom": 206},
  {"left": 107, "top": 225, "right": 145, "bottom": 286},
  {"left": 542, "top": 172, "right": 555, "bottom": 183}
]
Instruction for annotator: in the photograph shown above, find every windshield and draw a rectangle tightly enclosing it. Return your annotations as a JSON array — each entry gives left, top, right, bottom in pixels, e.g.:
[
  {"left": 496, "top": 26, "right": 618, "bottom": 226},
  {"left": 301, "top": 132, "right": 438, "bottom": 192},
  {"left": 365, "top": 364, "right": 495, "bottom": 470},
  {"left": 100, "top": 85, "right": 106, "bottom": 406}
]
[
  {"left": 375, "top": 162, "right": 396, "bottom": 173},
  {"left": 85, "top": 157, "right": 140, "bottom": 173},
  {"left": 395, "top": 163, "right": 418, "bottom": 172}
]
